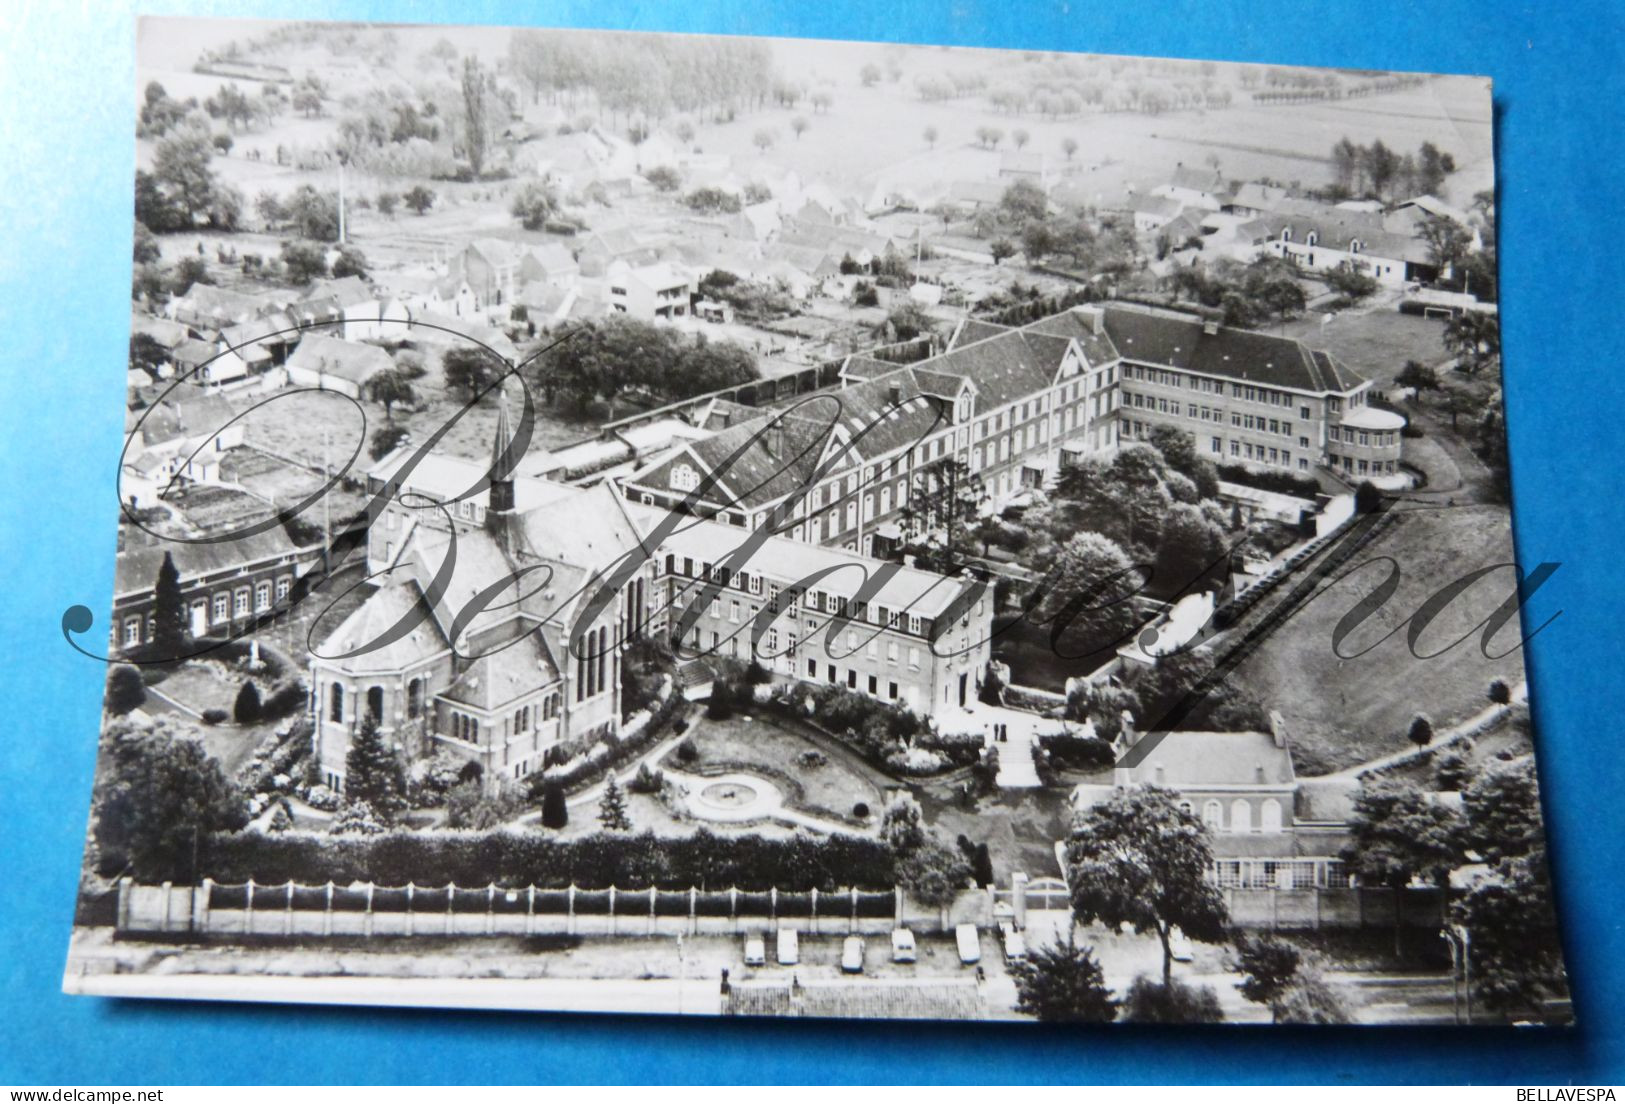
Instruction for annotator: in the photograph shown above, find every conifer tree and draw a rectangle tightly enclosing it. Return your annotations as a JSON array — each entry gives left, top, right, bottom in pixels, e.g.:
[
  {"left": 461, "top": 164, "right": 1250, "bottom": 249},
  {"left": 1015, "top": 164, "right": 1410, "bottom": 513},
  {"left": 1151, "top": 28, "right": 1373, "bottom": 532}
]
[
  {"left": 598, "top": 774, "right": 631, "bottom": 831},
  {"left": 344, "top": 711, "right": 402, "bottom": 818},
  {"left": 151, "top": 551, "right": 189, "bottom": 657}
]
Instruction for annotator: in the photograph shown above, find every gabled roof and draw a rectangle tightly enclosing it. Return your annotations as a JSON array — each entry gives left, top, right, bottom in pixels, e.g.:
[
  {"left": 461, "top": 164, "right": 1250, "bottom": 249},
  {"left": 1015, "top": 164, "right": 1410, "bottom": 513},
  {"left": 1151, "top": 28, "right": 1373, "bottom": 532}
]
[
  {"left": 285, "top": 335, "right": 394, "bottom": 385},
  {"left": 1167, "top": 165, "right": 1225, "bottom": 193},
  {"left": 1227, "top": 182, "right": 1288, "bottom": 212},
  {"left": 1117, "top": 728, "right": 1295, "bottom": 786},
  {"left": 315, "top": 578, "right": 449, "bottom": 675},
  {"left": 131, "top": 392, "right": 238, "bottom": 447},
  {"left": 1128, "top": 195, "right": 1182, "bottom": 219},
  {"left": 169, "top": 283, "right": 277, "bottom": 325},
  {"left": 301, "top": 275, "right": 374, "bottom": 308}
]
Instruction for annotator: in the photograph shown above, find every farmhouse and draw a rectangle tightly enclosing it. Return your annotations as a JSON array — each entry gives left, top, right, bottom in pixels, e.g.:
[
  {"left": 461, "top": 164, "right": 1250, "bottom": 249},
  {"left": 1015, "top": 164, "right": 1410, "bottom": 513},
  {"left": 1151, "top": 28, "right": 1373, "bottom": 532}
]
[{"left": 284, "top": 335, "right": 394, "bottom": 399}]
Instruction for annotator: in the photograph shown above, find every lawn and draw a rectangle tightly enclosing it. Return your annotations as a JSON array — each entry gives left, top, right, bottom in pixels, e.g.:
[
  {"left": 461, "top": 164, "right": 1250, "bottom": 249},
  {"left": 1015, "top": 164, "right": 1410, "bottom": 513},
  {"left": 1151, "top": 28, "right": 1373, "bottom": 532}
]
[
  {"left": 663, "top": 712, "right": 889, "bottom": 826},
  {"left": 914, "top": 782, "right": 1075, "bottom": 888},
  {"left": 1228, "top": 502, "right": 1534, "bottom": 775},
  {"left": 1278, "top": 307, "right": 1450, "bottom": 386}
]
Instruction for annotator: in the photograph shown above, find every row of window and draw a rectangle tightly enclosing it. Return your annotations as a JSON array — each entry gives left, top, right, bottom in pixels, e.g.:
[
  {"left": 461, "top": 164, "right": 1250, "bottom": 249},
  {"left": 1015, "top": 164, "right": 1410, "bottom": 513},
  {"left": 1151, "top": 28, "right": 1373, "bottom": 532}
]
[
  {"left": 120, "top": 576, "right": 293, "bottom": 647},
  {"left": 1329, "top": 454, "right": 1399, "bottom": 477},
  {"left": 1122, "top": 364, "right": 1317, "bottom": 416},
  {"left": 1328, "top": 426, "right": 1399, "bottom": 448}
]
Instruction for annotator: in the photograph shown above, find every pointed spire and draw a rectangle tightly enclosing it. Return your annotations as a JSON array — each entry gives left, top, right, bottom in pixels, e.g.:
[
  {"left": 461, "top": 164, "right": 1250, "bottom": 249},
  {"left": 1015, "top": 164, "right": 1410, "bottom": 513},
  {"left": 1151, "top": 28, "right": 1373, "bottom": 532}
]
[{"left": 487, "top": 385, "right": 516, "bottom": 516}]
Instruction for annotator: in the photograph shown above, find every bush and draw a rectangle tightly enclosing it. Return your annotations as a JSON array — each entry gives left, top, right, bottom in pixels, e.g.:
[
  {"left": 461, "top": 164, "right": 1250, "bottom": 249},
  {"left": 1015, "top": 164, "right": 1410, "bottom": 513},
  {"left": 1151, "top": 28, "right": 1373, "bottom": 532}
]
[
  {"left": 795, "top": 749, "right": 828, "bottom": 769},
  {"left": 673, "top": 718, "right": 689, "bottom": 736},
  {"left": 201, "top": 708, "right": 229, "bottom": 726},
  {"left": 187, "top": 826, "right": 897, "bottom": 890},
  {"left": 853, "top": 802, "right": 870, "bottom": 819},
  {"left": 260, "top": 678, "right": 308, "bottom": 719},
  {"left": 885, "top": 745, "right": 948, "bottom": 775},
  {"left": 1434, "top": 751, "right": 1473, "bottom": 792},
  {"left": 1354, "top": 480, "right": 1383, "bottom": 515},
  {"left": 676, "top": 737, "right": 699, "bottom": 764},
  {"left": 628, "top": 761, "right": 665, "bottom": 795},
  {"left": 539, "top": 781, "right": 568, "bottom": 829},
  {"left": 1216, "top": 463, "right": 1321, "bottom": 500},
  {"left": 1036, "top": 732, "right": 1117, "bottom": 771},
  {"left": 233, "top": 681, "right": 262, "bottom": 724},
  {"left": 1121, "top": 976, "right": 1225, "bottom": 1023},
  {"left": 1488, "top": 678, "right": 1512, "bottom": 706},
  {"left": 105, "top": 664, "right": 147, "bottom": 715}
]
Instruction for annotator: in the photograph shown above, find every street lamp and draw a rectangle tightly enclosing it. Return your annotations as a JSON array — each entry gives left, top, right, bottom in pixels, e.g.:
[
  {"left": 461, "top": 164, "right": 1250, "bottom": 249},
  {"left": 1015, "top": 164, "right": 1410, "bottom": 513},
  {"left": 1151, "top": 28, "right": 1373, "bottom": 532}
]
[{"left": 1440, "top": 923, "right": 1472, "bottom": 1024}]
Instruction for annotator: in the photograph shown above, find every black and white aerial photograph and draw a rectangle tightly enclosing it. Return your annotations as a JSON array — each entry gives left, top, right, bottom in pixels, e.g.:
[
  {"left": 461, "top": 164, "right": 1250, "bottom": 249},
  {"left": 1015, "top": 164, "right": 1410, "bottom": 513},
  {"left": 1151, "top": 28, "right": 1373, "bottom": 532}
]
[{"left": 66, "top": 14, "right": 1567, "bottom": 1026}]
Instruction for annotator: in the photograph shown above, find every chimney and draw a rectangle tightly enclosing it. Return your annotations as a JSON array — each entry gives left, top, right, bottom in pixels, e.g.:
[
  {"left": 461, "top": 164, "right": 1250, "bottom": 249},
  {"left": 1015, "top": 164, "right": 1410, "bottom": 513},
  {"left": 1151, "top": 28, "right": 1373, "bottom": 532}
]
[
  {"left": 1254, "top": 763, "right": 1266, "bottom": 783},
  {"left": 1118, "top": 708, "right": 1137, "bottom": 748},
  {"left": 887, "top": 383, "right": 902, "bottom": 406},
  {"left": 1269, "top": 709, "right": 1288, "bottom": 749},
  {"left": 1203, "top": 319, "right": 1220, "bottom": 336},
  {"left": 767, "top": 420, "right": 785, "bottom": 458}
]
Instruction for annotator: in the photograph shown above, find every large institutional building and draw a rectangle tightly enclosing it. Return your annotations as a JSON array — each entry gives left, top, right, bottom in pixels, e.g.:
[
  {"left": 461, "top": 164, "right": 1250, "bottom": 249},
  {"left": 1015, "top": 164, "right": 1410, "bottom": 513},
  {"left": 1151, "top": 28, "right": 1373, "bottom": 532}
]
[
  {"left": 620, "top": 304, "right": 1402, "bottom": 556},
  {"left": 311, "top": 397, "right": 992, "bottom": 796}
]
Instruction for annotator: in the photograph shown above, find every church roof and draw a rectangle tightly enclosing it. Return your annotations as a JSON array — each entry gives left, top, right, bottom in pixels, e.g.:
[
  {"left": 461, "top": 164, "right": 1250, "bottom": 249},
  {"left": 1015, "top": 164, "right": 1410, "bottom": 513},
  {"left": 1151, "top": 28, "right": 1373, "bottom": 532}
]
[
  {"left": 439, "top": 628, "right": 561, "bottom": 711},
  {"left": 315, "top": 578, "right": 449, "bottom": 675}
]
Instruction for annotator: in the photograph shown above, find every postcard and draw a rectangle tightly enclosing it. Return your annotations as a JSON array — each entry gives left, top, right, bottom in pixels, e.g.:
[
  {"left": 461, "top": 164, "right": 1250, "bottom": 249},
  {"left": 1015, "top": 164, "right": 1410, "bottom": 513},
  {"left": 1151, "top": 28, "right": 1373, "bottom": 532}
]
[{"left": 65, "top": 15, "right": 1564, "bottom": 1025}]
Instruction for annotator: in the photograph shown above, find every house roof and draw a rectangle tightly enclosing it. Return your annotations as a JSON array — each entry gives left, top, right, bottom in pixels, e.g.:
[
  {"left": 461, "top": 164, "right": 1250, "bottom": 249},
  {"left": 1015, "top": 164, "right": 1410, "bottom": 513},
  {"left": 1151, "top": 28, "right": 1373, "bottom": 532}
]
[
  {"left": 114, "top": 526, "right": 312, "bottom": 597},
  {"left": 285, "top": 335, "right": 394, "bottom": 386},
  {"left": 1227, "top": 182, "right": 1288, "bottom": 212},
  {"left": 170, "top": 283, "right": 276, "bottom": 326},
  {"left": 1117, "top": 728, "right": 1296, "bottom": 786},
  {"left": 1128, "top": 195, "right": 1182, "bottom": 219},
  {"left": 1101, "top": 307, "right": 1366, "bottom": 394},
  {"left": 1168, "top": 165, "right": 1225, "bottom": 193},
  {"left": 301, "top": 275, "right": 374, "bottom": 308},
  {"left": 131, "top": 392, "right": 238, "bottom": 448},
  {"left": 315, "top": 578, "right": 449, "bottom": 675},
  {"left": 172, "top": 338, "right": 224, "bottom": 366}
]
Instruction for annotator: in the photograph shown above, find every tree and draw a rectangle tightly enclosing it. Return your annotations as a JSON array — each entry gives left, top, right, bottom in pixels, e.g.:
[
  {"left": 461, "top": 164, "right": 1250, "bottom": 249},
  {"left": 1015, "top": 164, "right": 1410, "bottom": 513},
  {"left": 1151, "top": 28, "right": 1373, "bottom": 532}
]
[
  {"left": 1441, "top": 388, "right": 1480, "bottom": 430},
  {"left": 331, "top": 244, "right": 369, "bottom": 280},
  {"left": 94, "top": 718, "right": 248, "bottom": 878},
  {"left": 923, "top": 125, "right": 938, "bottom": 149},
  {"left": 1417, "top": 213, "right": 1472, "bottom": 281},
  {"left": 284, "top": 184, "right": 340, "bottom": 241},
  {"left": 860, "top": 62, "right": 882, "bottom": 87},
  {"left": 364, "top": 368, "right": 417, "bottom": 422},
  {"left": 1012, "top": 128, "right": 1030, "bottom": 150},
  {"left": 879, "top": 792, "right": 928, "bottom": 853},
  {"left": 1461, "top": 759, "right": 1545, "bottom": 865},
  {"left": 403, "top": 185, "right": 436, "bottom": 215},
  {"left": 443, "top": 347, "right": 500, "bottom": 401},
  {"left": 1395, "top": 359, "right": 1440, "bottom": 402},
  {"left": 540, "top": 780, "right": 568, "bottom": 829},
  {"left": 1234, "top": 933, "right": 1301, "bottom": 1016},
  {"left": 1487, "top": 678, "right": 1512, "bottom": 706},
  {"left": 1033, "top": 531, "right": 1146, "bottom": 665},
  {"left": 1062, "top": 136, "right": 1078, "bottom": 161},
  {"left": 343, "top": 711, "right": 403, "bottom": 819},
  {"left": 901, "top": 457, "right": 984, "bottom": 573},
  {"left": 1066, "top": 786, "right": 1229, "bottom": 982},
  {"left": 370, "top": 424, "right": 410, "bottom": 461},
  {"left": 133, "top": 223, "right": 162, "bottom": 265},
  {"left": 989, "top": 238, "right": 1017, "bottom": 266},
  {"left": 375, "top": 192, "right": 398, "bottom": 217},
  {"left": 1341, "top": 781, "right": 1463, "bottom": 952},
  {"left": 645, "top": 165, "right": 681, "bottom": 193},
  {"left": 1146, "top": 424, "right": 1219, "bottom": 499},
  {"left": 233, "top": 681, "right": 262, "bottom": 724},
  {"left": 460, "top": 56, "right": 490, "bottom": 176},
  {"left": 151, "top": 551, "right": 189, "bottom": 657},
  {"left": 598, "top": 775, "right": 632, "bottom": 831},
  {"left": 1407, "top": 712, "right": 1434, "bottom": 748},
  {"left": 1324, "top": 262, "right": 1379, "bottom": 303},
  {"left": 1451, "top": 846, "right": 1565, "bottom": 1015},
  {"left": 1354, "top": 479, "right": 1383, "bottom": 514},
  {"left": 1012, "top": 933, "right": 1117, "bottom": 1022},
  {"left": 1273, "top": 966, "right": 1356, "bottom": 1024},
  {"left": 280, "top": 240, "right": 328, "bottom": 284},
  {"left": 752, "top": 127, "right": 776, "bottom": 153},
  {"left": 151, "top": 125, "right": 218, "bottom": 225},
  {"left": 1443, "top": 310, "right": 1499, "bottom": 374},
  {"left": 790, "top": 115, "right": 809, "bottom": 141},
  {"left": 510, "top": 181, "right": 560, "bottom": 231},
  {"left": 999, "top": 178, "right": 1048, "bottom": 226},
  {"left": 1121, "top": 975, "right": 1224, "bottom": 1023},
  {"left": 105, "top": 664, "right": 147, "bottom": 715}
]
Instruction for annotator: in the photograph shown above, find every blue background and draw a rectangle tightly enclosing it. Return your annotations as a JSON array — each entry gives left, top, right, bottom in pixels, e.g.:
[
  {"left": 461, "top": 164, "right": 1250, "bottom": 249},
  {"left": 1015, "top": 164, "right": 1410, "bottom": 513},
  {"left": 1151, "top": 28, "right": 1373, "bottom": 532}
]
[{"left": 2, "top": 0, "right": 1622, "bottom": 1084}]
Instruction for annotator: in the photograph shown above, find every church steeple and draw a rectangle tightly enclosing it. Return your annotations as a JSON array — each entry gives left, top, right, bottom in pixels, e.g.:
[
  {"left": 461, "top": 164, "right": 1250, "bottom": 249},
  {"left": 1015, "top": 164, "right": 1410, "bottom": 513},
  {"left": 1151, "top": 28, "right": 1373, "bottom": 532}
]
[{"left": 487, "top": 387, "right": 516, "bottom": 517}]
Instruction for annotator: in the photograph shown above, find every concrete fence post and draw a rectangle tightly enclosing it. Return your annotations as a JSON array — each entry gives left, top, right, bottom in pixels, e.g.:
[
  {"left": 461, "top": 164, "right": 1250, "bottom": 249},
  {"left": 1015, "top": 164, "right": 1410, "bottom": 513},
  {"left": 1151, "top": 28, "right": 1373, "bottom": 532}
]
[
  {"left": 405, "top": 883, "right": 416, "bottom": 936},
  {"left": 810, "top": 888, "right": 819, "bottom": 935},
  {"left": 770, "top": 887, "right": 778, "bottom": 925},
  {"left": 648, "top": 886, "right": 657, "bottom": 935},
  {"left": 609, "top": 886, "right": 618, "bottom": 935},
  {"left": 244, "top": 879, "right": 255, "bottom": 936},
  {"left": 323, "top": 881, "right": 334, "bottom": 937},
  {"left": 488, "top": 884, "right": 497, "bottom": 935},
  {"left": 445, "top": 882, "right": 455, "bottom": 936},
  {"left": 363, "top": 882, "right": 375, "bottom": 937},
  {"left": 526, "top": 886, "right": 536, "bottom": 936},
  {"left": 851, "top": 888, "right": 859, "bottom": 935},
  {"left": 160, "top": 880, "right": 174, "bottom": 932},
  {"left": 567, "top": 884, "right": 576, "bottom": 935},
  {"left": 730, "top": 887, "right": 738, "bottom": 933},
  {"left": 284, "top": 880, "right": 294, "bottom": 936},
  {"left": 117, "top": 877, "right": 133, "bottom": 932},
  {"left": 689, "top": 886, "right": 697, "bottom": 936}
]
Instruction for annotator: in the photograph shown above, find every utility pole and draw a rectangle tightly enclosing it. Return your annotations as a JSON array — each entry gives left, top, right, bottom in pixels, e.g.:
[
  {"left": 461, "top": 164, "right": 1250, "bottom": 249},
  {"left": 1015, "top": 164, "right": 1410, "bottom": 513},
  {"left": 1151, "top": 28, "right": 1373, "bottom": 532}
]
[
  {"left": 322, "top": 428, "right": 332, "bottom": 576},
  {"left": 337, "top": 157, "right": 347, "bottom": 245}
]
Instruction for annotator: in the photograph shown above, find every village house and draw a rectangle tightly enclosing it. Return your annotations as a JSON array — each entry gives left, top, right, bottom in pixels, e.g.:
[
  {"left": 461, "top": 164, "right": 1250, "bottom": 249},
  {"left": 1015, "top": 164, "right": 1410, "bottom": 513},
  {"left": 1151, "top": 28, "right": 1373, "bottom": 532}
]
[
  {"left": 290, "top": 276, "right": 409, "bottom": 342},
  {"left": 171, "top": 337, "right": 249, "bottom": 391},
  {"left": 166, "top": 282, "right": 282, "bottom": 332},
  {"left": 606, "top": 260, "right": 696, "bottom": 321},
  {"left": 1152, "top": 164, "right": 1229, "bottom": 211},
  {"left": 450, "top": 239, "right": 579, "bottom": 312},
  {"left": 283, "top": 334, "right": 395, "bottom": 400},
  {"left": 1253, "top": 198, "right": 1439, "bottom": 288},
  {"left": 121, "top": 391, "right": 245, "bottom": 506}
]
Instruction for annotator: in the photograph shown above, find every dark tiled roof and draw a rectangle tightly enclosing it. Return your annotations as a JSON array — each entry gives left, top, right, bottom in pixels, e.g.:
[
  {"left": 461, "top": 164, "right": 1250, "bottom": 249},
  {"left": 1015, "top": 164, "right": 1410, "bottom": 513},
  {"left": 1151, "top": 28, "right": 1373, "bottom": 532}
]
[
  {"left": 1102, "top": 307, "right": 1366, "bottom": 394},
  {"left": 948, "top": 319, "right": 1012, "bottom": 349},
  {"left": 114, "top": 527, "right": 312, "bottom": 596},
  {"left": 440, "top": 628, "right": 560, "bottom": 710}
]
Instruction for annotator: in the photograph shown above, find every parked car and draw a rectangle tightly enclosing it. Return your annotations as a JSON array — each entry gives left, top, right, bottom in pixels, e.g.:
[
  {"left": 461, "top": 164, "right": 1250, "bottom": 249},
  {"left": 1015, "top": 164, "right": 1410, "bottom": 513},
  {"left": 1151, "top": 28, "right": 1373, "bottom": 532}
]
[
  {"left": 841, "top": 936, "right": 866, "bottom": 974},
  {"left": 1168, "top": 927, "right": 1194, "bottom": 963},
  {"left": 743, "top": 935, "right": 766, "bottom": 967},
  {"left": 1001, "top": 926, "right": 1027, "bottom": 964},
  {"left": 890, "top": 928, "right": 917, "bottom": 964},
  {"left": 776, "top": 927, "right": 799, "bottom": 966},
  {"left": 955, "top": 923, "right": 981, "bottom": 965}
]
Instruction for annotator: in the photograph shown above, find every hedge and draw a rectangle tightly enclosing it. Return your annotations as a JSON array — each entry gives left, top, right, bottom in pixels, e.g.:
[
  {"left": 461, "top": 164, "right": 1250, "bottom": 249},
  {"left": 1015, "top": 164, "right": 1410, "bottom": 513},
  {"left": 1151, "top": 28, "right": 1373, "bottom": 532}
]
[
  {"left": 1216, "top": 463, "right": 1321, "bottom": 500},
  {"left": 189, "top": 827, "right": 897, "bottom": 891}
]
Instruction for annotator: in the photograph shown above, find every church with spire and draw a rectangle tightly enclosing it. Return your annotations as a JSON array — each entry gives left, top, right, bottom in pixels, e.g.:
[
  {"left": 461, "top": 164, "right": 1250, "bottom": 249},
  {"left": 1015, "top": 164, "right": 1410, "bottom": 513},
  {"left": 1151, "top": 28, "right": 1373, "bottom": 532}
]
[{"left": 311, "top": 389, "right": 659, "bottom": 796}]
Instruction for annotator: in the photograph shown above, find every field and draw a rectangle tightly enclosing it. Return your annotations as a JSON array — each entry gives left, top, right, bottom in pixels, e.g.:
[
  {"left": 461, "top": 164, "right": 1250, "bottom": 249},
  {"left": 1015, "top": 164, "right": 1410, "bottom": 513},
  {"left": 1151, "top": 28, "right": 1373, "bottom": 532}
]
[
  {"left": 1228, "top": 502, "right": 1533, "bottom": 775},
  {"left": 914, "top": 782, "right": 1074, "bottom": 885}
]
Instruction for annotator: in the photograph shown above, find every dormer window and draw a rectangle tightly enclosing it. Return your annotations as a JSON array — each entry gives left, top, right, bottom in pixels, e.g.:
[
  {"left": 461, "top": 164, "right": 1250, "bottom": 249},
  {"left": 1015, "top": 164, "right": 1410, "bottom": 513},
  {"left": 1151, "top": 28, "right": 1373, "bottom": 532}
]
[
  {"left": 1305, "top": 230, "right": 1319, "bottom": 247},
  {"left": 956, "top": 391, "right": 973, "bottom": 424},
  {"left": 670, "top": 463, "right": 699, "bottom": 492},
  {"left": 1281, "top": 227, "right": 1293, "bottom": 243},
  {"left": 1349, "top": 239, "right": 1362, "bottom": 254}
]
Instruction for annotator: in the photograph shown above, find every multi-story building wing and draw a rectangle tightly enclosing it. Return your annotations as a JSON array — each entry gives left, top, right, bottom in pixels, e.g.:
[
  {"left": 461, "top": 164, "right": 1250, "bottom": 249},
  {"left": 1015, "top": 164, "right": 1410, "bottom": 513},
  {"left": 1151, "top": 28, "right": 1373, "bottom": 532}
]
[{"left": 632, "top": 505, "right": 994, "bottom": 714}]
